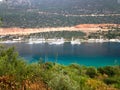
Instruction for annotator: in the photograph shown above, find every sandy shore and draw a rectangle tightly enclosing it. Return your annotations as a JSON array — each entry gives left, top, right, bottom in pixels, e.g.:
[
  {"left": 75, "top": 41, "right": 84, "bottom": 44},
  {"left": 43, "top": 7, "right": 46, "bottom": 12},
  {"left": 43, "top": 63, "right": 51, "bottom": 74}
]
[{"left": 0, "top": 24, "right": 119, "bottom": 35}]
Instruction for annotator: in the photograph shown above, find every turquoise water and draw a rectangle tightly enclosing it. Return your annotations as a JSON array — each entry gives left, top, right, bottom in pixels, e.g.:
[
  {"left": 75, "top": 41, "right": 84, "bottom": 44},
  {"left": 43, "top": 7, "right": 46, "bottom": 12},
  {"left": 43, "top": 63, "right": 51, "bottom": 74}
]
[{"left": 5, "top": 42, "right": 120, "bottom": 67}]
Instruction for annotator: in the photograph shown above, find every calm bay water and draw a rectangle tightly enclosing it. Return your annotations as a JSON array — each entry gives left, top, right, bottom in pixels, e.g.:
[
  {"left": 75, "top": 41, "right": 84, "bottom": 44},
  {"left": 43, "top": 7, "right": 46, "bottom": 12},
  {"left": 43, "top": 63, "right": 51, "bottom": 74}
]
[{"left": 4, "top": 42, "right": 120, "bottom": 67}]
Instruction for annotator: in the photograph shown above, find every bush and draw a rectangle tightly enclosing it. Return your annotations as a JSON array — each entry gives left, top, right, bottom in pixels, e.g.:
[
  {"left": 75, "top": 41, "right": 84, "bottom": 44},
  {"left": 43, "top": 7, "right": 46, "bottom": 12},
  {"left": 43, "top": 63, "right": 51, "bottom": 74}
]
[
  {"left": 0, "top": 45, "right": 119, "bottom": 90},
  {"left": 98, "top": 66, "right": 117, "bottom": 77},
  {"left": 86, "top": 67, "right": 98, "bottom": 78},
  {"left": 48, "top": 73, "right": 78, "bottom": 90},
  {"left": 104, "top": 78, "right": 118, "bottom": 85}
]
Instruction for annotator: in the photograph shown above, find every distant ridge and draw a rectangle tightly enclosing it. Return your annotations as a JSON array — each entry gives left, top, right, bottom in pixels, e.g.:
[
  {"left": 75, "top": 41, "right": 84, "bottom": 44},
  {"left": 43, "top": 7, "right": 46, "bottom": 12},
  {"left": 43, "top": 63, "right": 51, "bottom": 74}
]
[{"left": 0, "top": 0, "right": 120, "bottom": 27}]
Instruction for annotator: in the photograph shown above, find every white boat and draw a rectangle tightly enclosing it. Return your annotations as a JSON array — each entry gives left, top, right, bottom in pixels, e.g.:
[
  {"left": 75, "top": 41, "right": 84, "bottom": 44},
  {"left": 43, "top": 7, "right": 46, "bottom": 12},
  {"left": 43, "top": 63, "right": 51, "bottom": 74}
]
[
  {"left": 33, "top": 38, "right": 46, "bottom": 44},
  {"left": 49, "top": 38, "right": 64, "bottom": 45},
  {"left": 116, "top": 39, "right": 120, "bottom": 43},
  {"left": 0, "top": 40, "right": 18, "bottom": 43},
  {"left": 109, "top": 39, "right": 119, "bottom": 42},
  {"left": 109, "top": 39, "right": 120, "bottom": 43},
  {"left": 87, "top": 39, "right": 96, "bottom": 43},
  {"left": 27, "top": 38, "right": 46, "bottom": 44},
  {"left": 71, "top": 38, "right": 81, "bottom": 45},
  {"left": 27, "top": 41, "right": 34, "bottom": 44},
  {"left": 95, "top": 39, "right": 104, "bottom": 43}
]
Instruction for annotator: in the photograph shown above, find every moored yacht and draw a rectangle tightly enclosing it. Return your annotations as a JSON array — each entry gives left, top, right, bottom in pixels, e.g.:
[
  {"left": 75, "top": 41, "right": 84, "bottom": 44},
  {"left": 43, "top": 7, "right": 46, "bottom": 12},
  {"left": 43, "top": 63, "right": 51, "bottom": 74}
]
[
  {"left": 71, "top": 38, "right": 81, "bottom": 45},
  {"left": 49, "top": 38, "right": 64, "bottom": 45},
  {"left": 27, "top": 38, "right": 46, "bottom": 44},
  {"left": 0, "top": 40, "right": 18, "bottom": 43}
]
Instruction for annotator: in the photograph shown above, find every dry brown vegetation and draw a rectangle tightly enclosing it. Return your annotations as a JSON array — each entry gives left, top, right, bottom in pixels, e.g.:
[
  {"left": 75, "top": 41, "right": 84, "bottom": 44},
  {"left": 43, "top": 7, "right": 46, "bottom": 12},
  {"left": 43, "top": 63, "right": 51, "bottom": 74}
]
[
  {"left": 0, "top": 76, "right": 50, "bottom": 90},
  {"left": 0, "top": 24, "right": 119, "bottom": 35},
  {"left": 75, "top": 24, "right": 120, "bottom": 33}
]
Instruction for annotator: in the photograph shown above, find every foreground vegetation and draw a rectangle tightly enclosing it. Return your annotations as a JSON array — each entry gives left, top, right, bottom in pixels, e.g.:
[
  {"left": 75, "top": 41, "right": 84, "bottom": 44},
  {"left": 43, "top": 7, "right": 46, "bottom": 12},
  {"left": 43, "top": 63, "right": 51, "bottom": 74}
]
[{"left": 0, "top": 45, "right": 120, "bottom": 90}]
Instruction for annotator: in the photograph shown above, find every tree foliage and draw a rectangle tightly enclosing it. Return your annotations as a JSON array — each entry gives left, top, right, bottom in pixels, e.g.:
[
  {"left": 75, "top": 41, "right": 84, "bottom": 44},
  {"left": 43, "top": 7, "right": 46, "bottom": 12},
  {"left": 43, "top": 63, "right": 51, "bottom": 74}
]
[{"left": 0, "top": 45, "right": 120, "bottom": 90}]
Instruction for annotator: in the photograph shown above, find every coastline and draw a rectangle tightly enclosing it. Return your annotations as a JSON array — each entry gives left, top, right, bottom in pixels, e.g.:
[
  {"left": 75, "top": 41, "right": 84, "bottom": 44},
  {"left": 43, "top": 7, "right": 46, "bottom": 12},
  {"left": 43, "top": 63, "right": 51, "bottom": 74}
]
[
  {"left": 0, "top": 24, "right": 120, "bottom": 44},
  {"left": 0, "top": 38, "right": 120, "bottom": 44}
]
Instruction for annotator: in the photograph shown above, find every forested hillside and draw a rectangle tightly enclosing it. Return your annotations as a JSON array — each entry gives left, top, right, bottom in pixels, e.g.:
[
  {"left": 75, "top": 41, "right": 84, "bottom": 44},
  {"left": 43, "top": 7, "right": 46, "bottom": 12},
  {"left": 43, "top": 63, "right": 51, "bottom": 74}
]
[{"left": 0, "top": 0, "right": 120, "bottom": 28}]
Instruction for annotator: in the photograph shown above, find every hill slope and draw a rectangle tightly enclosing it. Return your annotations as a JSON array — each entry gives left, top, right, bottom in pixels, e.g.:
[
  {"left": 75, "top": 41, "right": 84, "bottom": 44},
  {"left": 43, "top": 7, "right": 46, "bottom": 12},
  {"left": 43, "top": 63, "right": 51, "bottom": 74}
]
[{"left": 0, "top": 0, "right": 120, "bottom": 28}]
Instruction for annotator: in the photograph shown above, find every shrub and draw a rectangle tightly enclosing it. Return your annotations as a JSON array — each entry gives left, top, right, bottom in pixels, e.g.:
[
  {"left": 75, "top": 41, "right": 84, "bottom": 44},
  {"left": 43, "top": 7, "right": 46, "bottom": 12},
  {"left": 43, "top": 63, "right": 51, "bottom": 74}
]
[
  {"left": 86, "top": 67, "right": 98, "bottom": 78},
  {"left": 48, "top": 73, "right": 78, "bottom": 90},
  {"left": 98, "top": 66, "right": 117, "bottom": 77},
  {"left": 104, "top": 78, "right": 118, "bottom": 84}
]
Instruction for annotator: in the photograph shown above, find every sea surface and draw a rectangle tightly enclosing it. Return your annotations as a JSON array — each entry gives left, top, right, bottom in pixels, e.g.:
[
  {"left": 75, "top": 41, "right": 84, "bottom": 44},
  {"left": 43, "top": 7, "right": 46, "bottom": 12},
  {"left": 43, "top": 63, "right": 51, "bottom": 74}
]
[{"left": 4, "top": 42, "right": 120, "bottom": 67}]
